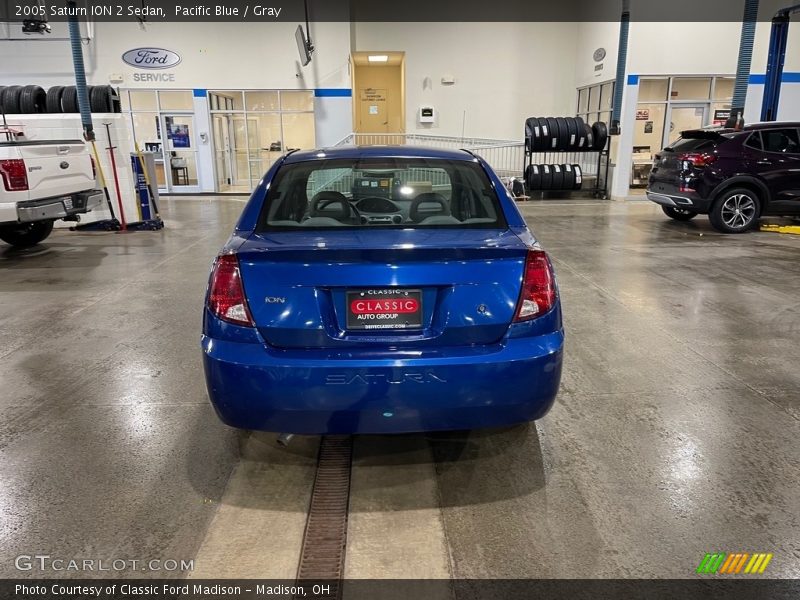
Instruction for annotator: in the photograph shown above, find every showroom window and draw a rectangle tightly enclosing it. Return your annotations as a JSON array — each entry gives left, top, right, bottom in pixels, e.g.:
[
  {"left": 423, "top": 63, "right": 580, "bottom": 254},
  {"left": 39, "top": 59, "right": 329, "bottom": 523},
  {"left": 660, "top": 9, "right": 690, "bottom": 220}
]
[
  {"left": 630, "top": 76, "right": 735, "bottom": 188},
  {"left": 209, "top": 90, "right": 316, "bottom": 192},
  {"left": 121, "top": 89, "right": 199, "bottom": 193},
  {"left": 576, "top": 81, "right": 615, "bottom": 137}
]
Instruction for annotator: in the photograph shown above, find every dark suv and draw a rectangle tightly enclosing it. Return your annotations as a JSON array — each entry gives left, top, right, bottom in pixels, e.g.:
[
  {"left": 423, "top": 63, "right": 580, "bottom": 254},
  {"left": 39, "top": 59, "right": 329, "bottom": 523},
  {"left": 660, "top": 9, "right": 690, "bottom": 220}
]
[{"left": 647, "top": 122, "right": 800, "bottom": 233}]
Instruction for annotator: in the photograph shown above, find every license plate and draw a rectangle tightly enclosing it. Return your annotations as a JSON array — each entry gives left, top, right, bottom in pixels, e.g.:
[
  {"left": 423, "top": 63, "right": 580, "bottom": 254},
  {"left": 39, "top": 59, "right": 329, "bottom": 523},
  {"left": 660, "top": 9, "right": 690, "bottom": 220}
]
[
  {"left": 346, "top": 289, "right": 423, "bottom": 331},
  {"left": 63, "top": 197, "right": 74, "bottom": 210}
]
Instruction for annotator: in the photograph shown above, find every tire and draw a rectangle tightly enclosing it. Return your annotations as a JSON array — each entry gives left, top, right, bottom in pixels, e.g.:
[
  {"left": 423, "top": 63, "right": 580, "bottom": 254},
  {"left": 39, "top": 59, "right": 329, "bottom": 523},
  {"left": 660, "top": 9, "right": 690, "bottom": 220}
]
[
  {"left": 550, "top": 164, "right": 564, "bottom": 190},
  {"left": 537, "top": 118, "right": 550, "bottom": 152},
  {"left": 0, "top": 220, "right": 55, "bottom": 248},
  {"left": 564, "top": 118, "right": 579, "bottom": 150},
  {"left": 662, "top": 206, "right": 698, "bottom": 221},
  {"left": 573, "top": 117, "right": 587, "bottom": 149},
  {"left": 545, "top": 117, "right": 559, "bottom": 151},
  {"left": 555, "top": 117, "right": 569, "bottom": 151},
  {"left": 708, "top": 188, "right": 761, "bottom": 233},
  {"left": 525, "top": 118, "right": 540, "bottom": 152},
  {"left": 592, "top": 121, "right": 609, "bottom": 151},
  {"left": 561, "top": 164, "right": 575, "bottom": 190},
  {"left": 572, "top": 164, "right": 583, "bottom": 190},
  {"left": 2, "top": 85, "right": 23, "bottom": 114},
  {"left": 584, "top": 123, "right": 594, "bottom": 152},
  {"left": 90, "top": 85, "right": 111, "bottom": 112},
  {"left": 20, "top": 85, "right": 46, "bottom": 113},
  {"left": 45, "top": 86, "right": 65, "bottom": 113},
  {"left": 61, "top": 86, "right": 78, "bottom": 112},
  {"left": 525, "top": 164, "right": 542, "bottom": 191},
  {"left": 540, "top": 164, "right": 553, "bottom": 191}
]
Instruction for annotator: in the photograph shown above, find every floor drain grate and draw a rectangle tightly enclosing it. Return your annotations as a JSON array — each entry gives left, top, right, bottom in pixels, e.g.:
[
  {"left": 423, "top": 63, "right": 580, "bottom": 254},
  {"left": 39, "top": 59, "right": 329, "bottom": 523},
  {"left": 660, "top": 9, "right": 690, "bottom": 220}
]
[{"left": 295, "top": 435, "right": 353, "bottom": 600}]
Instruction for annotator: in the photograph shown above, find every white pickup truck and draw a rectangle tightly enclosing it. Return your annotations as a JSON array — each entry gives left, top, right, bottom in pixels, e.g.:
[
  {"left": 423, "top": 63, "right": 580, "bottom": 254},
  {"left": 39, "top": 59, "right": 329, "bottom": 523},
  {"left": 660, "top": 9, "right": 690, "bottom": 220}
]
[{"left": 0, "top": 137, "right": 103, "bottom": 247}]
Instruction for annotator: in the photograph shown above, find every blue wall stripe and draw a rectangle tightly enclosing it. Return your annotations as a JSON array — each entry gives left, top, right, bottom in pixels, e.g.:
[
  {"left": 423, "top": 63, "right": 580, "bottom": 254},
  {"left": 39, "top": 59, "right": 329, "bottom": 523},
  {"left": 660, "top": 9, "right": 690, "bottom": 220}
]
[
  {"left": 748, "top": 73, "right": 800, "bottom": 84},
  {"left": 627, "top": 74, "right": 639, "bottom": 85},
  {"left": 314, "top": 88, "right": 352, "bottom": 97},
  {"left": 193, "top": 88, "right": 207, "bottom": 97}
]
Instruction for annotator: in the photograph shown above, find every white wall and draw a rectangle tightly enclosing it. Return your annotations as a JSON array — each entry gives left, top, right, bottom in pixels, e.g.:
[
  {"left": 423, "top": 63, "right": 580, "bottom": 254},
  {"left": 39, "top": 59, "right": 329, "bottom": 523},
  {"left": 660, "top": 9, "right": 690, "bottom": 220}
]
[
  {"left": 0, "top": 21, "right": 351, "bottom": 90},
  {"left": 353, "top": 22, "right": 580, "bottom": 141},
  {"left": 575, "top": 22, "right": 620, "bottom": 89}
]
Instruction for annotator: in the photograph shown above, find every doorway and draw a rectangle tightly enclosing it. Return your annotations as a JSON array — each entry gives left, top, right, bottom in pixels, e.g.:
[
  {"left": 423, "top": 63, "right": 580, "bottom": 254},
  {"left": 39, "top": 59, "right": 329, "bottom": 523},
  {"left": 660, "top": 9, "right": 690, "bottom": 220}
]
[
  {"left": 209, "top": 90, "right": 315, "bottom": 193},
  {"left": 665, "top": 104, "right": 708, "bottom": 148},
  {"left": 160, "top": 113, "right": 199, "bottom": 191},
  {"left": 351, "top": 51, "right": 405, "bottom": 139}
]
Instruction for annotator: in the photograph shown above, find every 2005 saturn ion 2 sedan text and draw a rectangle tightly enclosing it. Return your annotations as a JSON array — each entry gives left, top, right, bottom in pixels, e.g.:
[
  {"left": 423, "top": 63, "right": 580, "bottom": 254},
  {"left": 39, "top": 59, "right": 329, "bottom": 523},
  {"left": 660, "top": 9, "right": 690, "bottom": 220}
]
[{"left": 202, "top": 146, "right": 564, "bottom": 434}]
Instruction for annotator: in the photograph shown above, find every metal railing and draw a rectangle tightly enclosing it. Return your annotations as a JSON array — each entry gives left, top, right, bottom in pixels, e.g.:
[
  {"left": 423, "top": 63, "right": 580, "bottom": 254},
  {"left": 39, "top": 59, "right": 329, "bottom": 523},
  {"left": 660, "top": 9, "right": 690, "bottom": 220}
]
[{"left": 332, "top": 133, "right": 525, "bottom": 178}]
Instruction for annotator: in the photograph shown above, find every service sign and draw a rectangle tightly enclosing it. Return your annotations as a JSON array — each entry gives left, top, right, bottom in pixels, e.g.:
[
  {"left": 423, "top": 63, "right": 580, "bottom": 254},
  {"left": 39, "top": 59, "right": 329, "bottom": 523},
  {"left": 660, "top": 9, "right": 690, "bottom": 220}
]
[{"left": 122, "top": 48, "right": 182, "bottom": 70}]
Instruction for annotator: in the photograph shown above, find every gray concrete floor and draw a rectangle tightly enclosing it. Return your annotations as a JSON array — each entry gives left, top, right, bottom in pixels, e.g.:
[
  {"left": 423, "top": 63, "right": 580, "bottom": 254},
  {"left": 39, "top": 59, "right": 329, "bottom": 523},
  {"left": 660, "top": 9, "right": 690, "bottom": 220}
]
[{"left": 1, "top": 197, "right": 798, "bottom": 579}]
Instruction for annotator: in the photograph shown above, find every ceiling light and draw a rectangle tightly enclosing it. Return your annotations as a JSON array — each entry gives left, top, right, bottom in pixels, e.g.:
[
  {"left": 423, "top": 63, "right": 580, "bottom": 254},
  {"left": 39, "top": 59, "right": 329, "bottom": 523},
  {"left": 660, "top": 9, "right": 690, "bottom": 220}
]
[{"left": 368, "top": 55, "right": 389, "bottom": 62}]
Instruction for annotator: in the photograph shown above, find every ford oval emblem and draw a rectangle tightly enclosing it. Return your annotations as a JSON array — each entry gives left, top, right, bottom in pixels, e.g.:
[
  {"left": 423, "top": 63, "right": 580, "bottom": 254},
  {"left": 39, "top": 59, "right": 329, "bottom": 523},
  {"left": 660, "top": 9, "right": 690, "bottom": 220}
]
[{"left": 122, "top": 48, "right": 181, "bottom": 70}]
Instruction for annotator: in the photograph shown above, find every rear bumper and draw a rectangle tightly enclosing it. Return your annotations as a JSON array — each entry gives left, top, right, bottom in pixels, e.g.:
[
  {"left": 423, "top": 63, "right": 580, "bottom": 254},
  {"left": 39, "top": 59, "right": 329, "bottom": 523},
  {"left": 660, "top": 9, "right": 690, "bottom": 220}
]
[
  {"left": 14, "top": 190, "right": 103, "bottom": 223},
  {"left": 646, "top": 184, "right": 711, "bottom": 213},
  {"left": 202, "top": 332, "right": 564, "bottom": 434}
]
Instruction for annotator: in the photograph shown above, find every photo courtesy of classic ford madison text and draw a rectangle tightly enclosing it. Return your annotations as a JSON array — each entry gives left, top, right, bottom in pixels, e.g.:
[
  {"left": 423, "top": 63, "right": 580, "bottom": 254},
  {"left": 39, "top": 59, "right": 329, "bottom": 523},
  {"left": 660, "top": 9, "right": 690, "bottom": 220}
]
[{"left": 1, "top": 1, "right": 799, "bottom": 599}]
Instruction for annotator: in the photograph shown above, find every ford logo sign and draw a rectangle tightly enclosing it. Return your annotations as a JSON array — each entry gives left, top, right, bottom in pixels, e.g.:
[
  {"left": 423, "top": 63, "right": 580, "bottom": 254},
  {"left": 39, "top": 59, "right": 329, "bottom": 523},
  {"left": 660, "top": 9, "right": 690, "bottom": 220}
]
[{"left": 122, "top": 48, "right": 181, "bottom": 70}]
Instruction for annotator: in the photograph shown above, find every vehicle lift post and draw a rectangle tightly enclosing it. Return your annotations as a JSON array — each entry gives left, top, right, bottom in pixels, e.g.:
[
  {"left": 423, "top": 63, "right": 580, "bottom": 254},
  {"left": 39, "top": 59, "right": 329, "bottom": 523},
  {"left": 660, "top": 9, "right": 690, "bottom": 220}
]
[
  {"left": 761, "top": 3, "right": 800, "bottom": 121},
  {"left": 102, "top": 122, "right": 129, "bottom": 232}
]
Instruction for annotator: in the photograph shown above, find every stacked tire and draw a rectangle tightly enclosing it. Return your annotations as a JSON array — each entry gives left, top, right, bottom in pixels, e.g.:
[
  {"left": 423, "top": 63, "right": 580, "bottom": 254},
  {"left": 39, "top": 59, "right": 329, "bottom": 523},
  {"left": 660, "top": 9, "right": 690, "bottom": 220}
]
[
  {"left": 525, "top": 117, "right": 608, "bottom": 152},
  {"left": 525, "top": 164, "right": 584, "bottom": 192},
  {"left": 0, "top": 84, "right": 118, "bottom": 114},
  {"left": 0, "top": 85, "right": 46, "bottom": 114}
]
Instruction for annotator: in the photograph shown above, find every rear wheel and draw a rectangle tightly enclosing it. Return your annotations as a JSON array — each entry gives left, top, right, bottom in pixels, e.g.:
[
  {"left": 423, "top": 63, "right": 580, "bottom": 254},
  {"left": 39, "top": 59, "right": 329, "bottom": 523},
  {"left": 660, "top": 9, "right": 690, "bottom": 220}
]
[
  {"left": 662, "top": 206, "right": 698, "bottom": 221},
  {"left": 709, "top": 188, "right": 760, "bottom": 233},
  {"left": 0, "top": 220, "right": 55, "bottom": 247}
]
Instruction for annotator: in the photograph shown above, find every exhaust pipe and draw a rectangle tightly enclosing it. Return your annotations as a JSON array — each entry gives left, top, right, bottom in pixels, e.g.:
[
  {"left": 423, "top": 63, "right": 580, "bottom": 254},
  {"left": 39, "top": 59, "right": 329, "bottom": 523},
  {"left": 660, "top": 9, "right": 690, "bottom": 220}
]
[
  {"left": 726, "top": 0, "right": 760, "bottom": 129},
  {"left": 609, "top": 0, "right": 630, "bottom": 136},
  {"left": 277, "top": 433, "right": 295, "bottom": 447}
]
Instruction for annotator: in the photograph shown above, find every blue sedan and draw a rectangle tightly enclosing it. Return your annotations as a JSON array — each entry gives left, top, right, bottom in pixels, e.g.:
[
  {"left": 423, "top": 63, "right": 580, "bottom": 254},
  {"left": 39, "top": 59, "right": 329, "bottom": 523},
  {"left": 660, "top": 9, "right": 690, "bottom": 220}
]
[{"left": 202, "top": 146, "right": 564, "bottom": 434}]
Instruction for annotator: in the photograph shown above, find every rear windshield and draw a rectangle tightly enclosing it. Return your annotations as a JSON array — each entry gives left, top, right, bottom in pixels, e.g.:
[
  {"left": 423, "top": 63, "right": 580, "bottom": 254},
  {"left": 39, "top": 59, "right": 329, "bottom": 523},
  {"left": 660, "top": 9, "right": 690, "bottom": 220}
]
[
  {"left": 257, "top": 157, "right": 506, "bottom": 230},
  {"left": 665, "top": 137, "right": 716, "bottom": 152}
]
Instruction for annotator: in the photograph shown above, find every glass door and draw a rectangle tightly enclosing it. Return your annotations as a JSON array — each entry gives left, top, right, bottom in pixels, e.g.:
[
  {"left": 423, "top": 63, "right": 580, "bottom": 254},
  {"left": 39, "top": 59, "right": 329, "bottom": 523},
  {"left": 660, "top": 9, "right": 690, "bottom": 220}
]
[
  {"left": 160, "top": 113, "right": 199, "bottom": 192},
  {"left": 665, "top": 104, "right": 708, "bottom": 148},
  {"left": 212, "top": 114, "right": 234, "bottom": 192}
]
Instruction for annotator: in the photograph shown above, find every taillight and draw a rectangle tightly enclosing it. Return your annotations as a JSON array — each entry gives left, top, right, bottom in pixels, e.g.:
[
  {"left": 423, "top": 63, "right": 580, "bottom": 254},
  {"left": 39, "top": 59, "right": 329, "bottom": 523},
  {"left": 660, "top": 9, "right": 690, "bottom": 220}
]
[
  {"left": 514, "top": 250, "right": 557, "bottom": 322},
  {"left": 208, "top": 254, "right": 254, "bottom": 326},
  {"left": 679, "top": 152, "right": 717, "bottom": 169},
  {"left": 90, "top": 156, "right": 97, "bottom": 179},
  {"left": 0, "top": 159, "right": 29, "bottom": 191}
]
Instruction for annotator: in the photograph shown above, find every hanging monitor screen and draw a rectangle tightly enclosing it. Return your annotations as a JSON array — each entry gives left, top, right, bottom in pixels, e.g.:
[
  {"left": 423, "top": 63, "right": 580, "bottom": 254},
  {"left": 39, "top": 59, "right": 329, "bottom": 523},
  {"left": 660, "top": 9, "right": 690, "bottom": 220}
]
[{"left": 295, "top": 25, "right": 311, "bottom": 66}]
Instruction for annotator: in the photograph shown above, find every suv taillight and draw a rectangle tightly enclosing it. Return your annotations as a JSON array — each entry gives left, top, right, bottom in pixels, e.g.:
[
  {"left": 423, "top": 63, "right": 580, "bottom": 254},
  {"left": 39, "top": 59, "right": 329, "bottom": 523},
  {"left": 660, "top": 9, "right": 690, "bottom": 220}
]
[
  {"left": 679, "top": 152, "right": 717, "bottom": 169},
  {"left": 514, "top": 250, "right": 557, "bottom": 322},
  {"left": 0, "top": 159, "right": 29, "bottom": 191},
  {"left": 90, "top": 156, "right": 97, "bottom": 180},
  {"left": 208, "top": 254, "right": 254, "bottom": 326}
]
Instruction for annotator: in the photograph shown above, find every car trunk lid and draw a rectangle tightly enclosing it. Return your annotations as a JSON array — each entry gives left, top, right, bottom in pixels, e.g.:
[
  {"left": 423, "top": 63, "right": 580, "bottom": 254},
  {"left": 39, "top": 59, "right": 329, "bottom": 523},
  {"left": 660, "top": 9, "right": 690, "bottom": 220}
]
[
  {"left": 237, "top": 229, "right": 529, "bottom": 349},
  {"left": 651, "top": 131, "right": 726, "bottom": 182},
  {"left": 11, "top": 140, "right": 95, "bottom": 200}
]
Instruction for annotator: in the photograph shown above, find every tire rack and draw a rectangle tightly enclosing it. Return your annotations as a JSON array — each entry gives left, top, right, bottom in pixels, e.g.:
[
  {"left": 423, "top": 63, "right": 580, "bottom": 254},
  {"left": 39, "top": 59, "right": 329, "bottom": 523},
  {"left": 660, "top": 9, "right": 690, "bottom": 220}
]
[
  {"left": 0, "top": 85, "right": 122, "bottom": 115},
  {"left": 523, "top": 136, "right": 611, "bottom": 200}
]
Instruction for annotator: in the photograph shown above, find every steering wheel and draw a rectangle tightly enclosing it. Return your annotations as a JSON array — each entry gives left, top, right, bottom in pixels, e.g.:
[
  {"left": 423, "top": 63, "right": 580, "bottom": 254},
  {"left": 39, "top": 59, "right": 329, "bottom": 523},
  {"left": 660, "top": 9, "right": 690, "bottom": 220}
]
[
  {"left": 310, "top": 192, "right": 358, "bottom": 222},
  {"left": 410, "top": 193, "right": 449, "bottom": 223}
]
